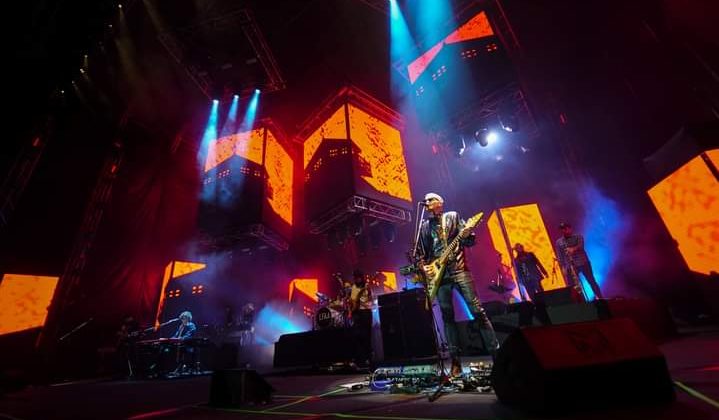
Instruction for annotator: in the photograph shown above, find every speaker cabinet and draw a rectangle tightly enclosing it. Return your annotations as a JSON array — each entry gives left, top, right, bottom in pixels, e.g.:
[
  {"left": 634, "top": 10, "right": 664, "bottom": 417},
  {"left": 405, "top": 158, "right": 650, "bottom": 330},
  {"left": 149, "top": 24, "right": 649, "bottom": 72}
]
[
  {"left": 209, "top": 369, "right": 274, "bottom": 407},
  {"left": 537, "top": 286, "right": 583, "bottom": 306},
  {"left": 491, "top": 318, "right": 674, "bottom": 413},
  {"left": 274, "top": 329, "right": 355, "bottom": 368},
  {"left": 379, "top": 289, "right": 436, "bottom": 361}
]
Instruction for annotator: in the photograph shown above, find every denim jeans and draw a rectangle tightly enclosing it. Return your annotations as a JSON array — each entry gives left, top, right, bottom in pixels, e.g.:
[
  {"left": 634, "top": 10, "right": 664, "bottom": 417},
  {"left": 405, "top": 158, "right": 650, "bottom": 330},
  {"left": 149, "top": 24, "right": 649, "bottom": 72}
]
[
  {"left": 565, "top": 262, "right": 603, "bottom": 299},
  {"left": 436, "top": 271, "right": 499, "bottom": 358}
]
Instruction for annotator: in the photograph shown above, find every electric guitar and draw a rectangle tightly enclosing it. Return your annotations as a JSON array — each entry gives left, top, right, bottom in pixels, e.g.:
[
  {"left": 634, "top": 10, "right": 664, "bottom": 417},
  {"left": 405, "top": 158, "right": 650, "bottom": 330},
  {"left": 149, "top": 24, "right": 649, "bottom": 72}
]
[{"left": 422, "top": 212, "right": 485, "bottom": 301}]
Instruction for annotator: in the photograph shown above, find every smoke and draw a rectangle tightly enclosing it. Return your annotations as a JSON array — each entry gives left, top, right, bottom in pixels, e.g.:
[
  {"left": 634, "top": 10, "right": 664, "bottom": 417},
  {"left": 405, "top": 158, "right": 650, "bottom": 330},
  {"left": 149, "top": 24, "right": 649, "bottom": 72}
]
[
  {"left": 254, "top": 299, "right": 311, "bottom": 345},
  {"left": 579, "top": 184, "right": 629, "bottom": 299}
]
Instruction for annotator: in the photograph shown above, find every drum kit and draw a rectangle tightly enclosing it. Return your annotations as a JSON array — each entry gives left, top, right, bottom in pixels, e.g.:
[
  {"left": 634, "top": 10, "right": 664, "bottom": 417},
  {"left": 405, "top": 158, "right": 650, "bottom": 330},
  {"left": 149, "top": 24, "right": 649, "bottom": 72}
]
[
  {"left": 313, "top": 290, "right": 351, "bottom": 330},
  {"left": 310, "top": 272, "right": 386, "bottom": 330}
]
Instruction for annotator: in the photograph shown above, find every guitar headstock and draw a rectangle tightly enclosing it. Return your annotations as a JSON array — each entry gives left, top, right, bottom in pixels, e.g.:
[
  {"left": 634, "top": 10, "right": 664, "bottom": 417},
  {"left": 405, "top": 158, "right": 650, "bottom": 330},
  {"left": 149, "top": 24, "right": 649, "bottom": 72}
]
[{"left": 465, "top": 212, "right": 485, "bottom": 229}]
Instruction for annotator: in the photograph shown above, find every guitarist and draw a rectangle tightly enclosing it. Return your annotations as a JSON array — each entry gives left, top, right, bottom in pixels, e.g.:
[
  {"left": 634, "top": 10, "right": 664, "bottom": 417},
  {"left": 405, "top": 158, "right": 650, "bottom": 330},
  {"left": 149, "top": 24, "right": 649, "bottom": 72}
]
[
  {"left": 416, "top": 193, "right": 499, "bottom": 376},
  {"left": 555, "top": 222, "right": 603, "bottom": 300}
]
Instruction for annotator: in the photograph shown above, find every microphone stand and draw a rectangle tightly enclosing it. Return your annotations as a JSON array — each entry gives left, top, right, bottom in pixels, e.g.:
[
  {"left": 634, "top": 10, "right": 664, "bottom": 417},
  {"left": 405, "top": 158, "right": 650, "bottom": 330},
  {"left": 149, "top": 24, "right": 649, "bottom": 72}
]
[
  {"left": 408, "top": 201, "right": 451, "bottom": 402},
  {"left": 58, "top": 318, "right": 93, "bottom": 342}
]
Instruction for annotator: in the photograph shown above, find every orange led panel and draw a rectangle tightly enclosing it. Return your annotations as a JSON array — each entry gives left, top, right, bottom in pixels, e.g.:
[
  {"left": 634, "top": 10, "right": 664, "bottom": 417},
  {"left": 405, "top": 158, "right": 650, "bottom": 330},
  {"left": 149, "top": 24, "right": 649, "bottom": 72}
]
[
  {"left": 0, "top": 274, "right": 59, "bottom": 335},
  {"left": 380, "top": 271, "right": 398, "bottom": 291},
  {"left": 172, "top": 261, "right": 206, "bottom": 279},
  {"left": 289, "top": 278, "right": 319, "bottom": 302},
  {"left": 204, "top": 129, "right": 265, "bottom": 172},
  {"left": 408, "top": 41, "right": 443, "bottom": 84},
  {"left": 487, "top": 212, "right": 522, "bottom": 301},
  {"left": 236, "top": 128, "right": 265, "bottom": 165},
  {"left": 303, "top": 106, "right": 348, "bottom": 169},
  {"left": 155, "top": 261, "right": 206, "bottom": 328},
  {"left": 444, "top": 11, "right": 494, "bottom": 44},
  {"left": 499, "top": 204, "right": 566, "bottom": 291},
  {"left": 407, "top": 11, "right": 495, "bottom": 84},
  {"left": 154, "top": 262, "right": 174, "bottom": 329},
  {"left": 648, "top": 152, "right": 719, "bottom": 275},
  {"left": 708, "top": 149, "right": 719, "bottom": 167},
  {"left": 265, "top": 130, "right": 294, "bottom": 226},
  {"left": 204, "top": 133, "right": 237, "bottom": 172},
  {"left": 348, "top": 104, "right": 412, "bottom": 202}
]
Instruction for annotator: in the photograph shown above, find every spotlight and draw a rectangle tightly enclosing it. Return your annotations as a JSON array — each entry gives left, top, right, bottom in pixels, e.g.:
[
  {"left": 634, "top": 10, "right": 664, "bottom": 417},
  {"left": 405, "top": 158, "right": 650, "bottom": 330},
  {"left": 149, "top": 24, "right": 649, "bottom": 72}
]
[
  {"left": 212, "top": 99, "right": 219, "bottom": 104},
  {"left": 486, "top": 131, "right": 499, "bottom": 144},
  {"left": 254, "top": 88, "right": 261, "bottom": 94},
  {"left": 474, "top": 128, "right": 498, "bottom": 147},
  {"left": 474, "top": 128, "right": 489, "bottom": 147},
  {"left": 118, "top": 4, "right": 122, "bottom": 9},
  {"left": 233, "top": 94, "right": 239, "bottom": 99}
]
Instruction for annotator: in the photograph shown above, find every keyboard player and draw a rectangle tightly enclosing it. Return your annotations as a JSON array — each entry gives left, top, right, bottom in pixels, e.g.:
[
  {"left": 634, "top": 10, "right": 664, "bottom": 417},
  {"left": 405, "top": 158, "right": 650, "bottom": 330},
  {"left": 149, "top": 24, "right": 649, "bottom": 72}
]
[{"left": 172, "top": 311, "right": 196, "bottom": 340}]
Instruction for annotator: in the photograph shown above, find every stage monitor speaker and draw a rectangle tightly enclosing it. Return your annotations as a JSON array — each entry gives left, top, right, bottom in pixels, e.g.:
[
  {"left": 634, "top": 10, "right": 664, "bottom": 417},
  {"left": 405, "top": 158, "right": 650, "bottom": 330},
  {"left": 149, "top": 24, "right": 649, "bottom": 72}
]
[
  {"left": 537, "top": 286, "right": 583, "bottom": 306},
  {"left": 274, "top": 329, "right": 355, "bottom": 368},
  {"left": 491, "top": 318, "right": 674, "bottom": 413},
  {"left": 546, "top": 298, "right": 677, "bottom": 342},
  {"left": 379, "top": 289, "right": 435, "bottom": 361},
  {"left": 209, "top": 369, "right": 274, "bottom": 407}
]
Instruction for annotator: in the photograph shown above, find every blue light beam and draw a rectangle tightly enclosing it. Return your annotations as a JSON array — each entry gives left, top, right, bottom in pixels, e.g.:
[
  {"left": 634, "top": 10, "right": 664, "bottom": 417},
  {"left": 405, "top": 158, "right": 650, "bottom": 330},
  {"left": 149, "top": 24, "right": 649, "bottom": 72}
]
[
  {"left": 580, "top": 185, "right": 628, "bottom": 300},
  {"left": 238, "top": 89, "right": 260, "bottom": 133},
  {"left": 220, "top": 95, "right": 239, "bottom": 137},
  {"left": 197, "top": 99, "right": 219, "bottom": 169}
]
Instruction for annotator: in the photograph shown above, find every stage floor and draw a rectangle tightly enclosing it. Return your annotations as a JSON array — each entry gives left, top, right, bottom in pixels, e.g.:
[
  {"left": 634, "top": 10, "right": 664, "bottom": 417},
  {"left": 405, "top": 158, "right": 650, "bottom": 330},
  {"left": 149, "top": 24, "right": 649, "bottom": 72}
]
[{"left": 1, "top": 331, "right": 717, "bottom": 420}]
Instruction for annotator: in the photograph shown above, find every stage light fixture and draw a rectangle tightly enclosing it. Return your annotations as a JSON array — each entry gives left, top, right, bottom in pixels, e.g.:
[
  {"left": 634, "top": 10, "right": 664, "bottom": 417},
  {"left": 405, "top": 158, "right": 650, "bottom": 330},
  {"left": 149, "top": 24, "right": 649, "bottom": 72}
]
[
  {"left": 474, "top": 128, "right": 489, "bottom": 147},
  {"left": 455, "top": 135, "right": 467, "bottom": 157},
  {"left": 474, "top": 128, "right": 499, "bottom": 147},
  {"left": 233, "top": 94, "right": 239, "bottom": 99},
  {"left": 212, "top": 99, "right": 219, "bottom": 104},
  {"left": 487, "top": 131, "right": 499, "bottom": 144},
  {"left": 381, "top": 222, "right": 396, "bottom": 243},
  {"left": 499, "top": 114, "right": 519, "bottom": 132}
]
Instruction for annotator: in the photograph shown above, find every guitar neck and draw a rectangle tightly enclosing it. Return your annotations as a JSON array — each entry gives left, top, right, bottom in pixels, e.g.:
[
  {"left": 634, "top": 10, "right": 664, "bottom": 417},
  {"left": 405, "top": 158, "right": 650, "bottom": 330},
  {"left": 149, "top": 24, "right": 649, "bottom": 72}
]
[{"left": 438, "top": 233, "right": 463, "bottom": 264}]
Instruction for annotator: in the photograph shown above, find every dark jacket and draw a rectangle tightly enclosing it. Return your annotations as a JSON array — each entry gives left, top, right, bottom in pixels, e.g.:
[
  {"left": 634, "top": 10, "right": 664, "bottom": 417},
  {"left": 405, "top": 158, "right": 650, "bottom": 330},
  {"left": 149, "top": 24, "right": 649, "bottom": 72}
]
[
  {"left": 172, "top": 322, "right": 196, "bottom": 340},
  {"left": 514, "top": 252, "right": 547, "bottom": 285},
  {"left": 416, "top": 211, "right": 476, "bottom": 274}
]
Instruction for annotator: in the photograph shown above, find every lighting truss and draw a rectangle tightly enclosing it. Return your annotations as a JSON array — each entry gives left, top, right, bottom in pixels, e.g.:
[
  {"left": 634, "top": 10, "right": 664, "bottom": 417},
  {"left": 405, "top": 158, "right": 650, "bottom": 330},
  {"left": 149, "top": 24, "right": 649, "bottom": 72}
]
[
  {"left": 158, "top": 9, "right": 285, "bottom": 99},
  {"left": 309, "top": 195, "right": 412, "bottom": 234}
]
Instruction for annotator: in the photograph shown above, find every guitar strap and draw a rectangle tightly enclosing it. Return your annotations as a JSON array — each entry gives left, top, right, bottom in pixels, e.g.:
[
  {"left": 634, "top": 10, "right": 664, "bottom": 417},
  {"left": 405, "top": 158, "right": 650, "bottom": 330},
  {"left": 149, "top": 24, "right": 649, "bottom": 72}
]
[{"left": 440, "top": 213, "right": 449, "bottom": 247}]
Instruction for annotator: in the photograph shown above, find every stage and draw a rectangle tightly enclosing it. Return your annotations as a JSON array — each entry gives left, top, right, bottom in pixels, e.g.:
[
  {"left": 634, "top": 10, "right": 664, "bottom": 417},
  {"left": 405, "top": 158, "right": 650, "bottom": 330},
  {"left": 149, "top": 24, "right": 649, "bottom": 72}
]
[{"left": 1, "top": 330, "right": 717, "bottom": 420}]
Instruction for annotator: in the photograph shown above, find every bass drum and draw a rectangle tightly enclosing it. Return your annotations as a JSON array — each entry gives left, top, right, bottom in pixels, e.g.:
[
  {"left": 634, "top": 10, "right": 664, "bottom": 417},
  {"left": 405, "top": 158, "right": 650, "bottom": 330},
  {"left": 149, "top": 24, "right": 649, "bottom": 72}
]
[{"left": 315, "top": 307, "right": 344, "bottom": 329}]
